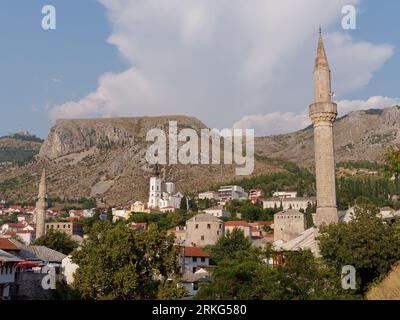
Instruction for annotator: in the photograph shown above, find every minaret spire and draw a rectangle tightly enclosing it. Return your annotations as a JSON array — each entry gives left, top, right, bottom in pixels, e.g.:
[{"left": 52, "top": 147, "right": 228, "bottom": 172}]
[
  {"left": 309, "top": 29, "right": 338, "bottom": 227},
  {"left": 38, "top": 168, "right": 47, "bottom": 199},
  {"left": 35, "top": 168, "right": 48, "bottom": 239},
  {"left": 313, "top": 28, "right": 332, "bottom": 103}
]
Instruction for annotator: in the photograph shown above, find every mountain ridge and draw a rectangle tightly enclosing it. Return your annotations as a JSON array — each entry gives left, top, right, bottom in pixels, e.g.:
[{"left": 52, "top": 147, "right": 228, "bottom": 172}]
[{"left": 1, "top": 106, "right": 399, "bottom": 205}]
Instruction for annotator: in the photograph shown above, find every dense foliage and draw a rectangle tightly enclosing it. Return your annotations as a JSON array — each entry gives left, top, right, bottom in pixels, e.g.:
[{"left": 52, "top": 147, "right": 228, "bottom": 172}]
[
  {"left": 204, "top": 228, "right": 253, "bottom": 264},
  {"left": 318, "top": 204, "right": 400, "bottom": 293},
  {"left": 196, "top": 245, "right": 358, "bottom": 300},
  {"left": 336, "top": 176, "right": 400, "bottom": 210},
  {"left": 71, "top": 221, "right": 184, "bottom": 300},
  {"left": 384, "top": 145, "right": 400, "bottom": 182},
  {"left": 34, "top": 230, "right": 79, "bottom": 255}
]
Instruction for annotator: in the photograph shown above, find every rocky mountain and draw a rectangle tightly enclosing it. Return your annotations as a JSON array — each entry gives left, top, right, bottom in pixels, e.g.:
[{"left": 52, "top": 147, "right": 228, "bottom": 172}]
[
  {"left": 0, "top": 116, "right": 281, "bottom": 205},
  {"left": 0, "top": 132, "right": 43, "bottom": 164},
  {"left": 0, "top": 106, "right": 399, "bottom": 205},
  {"left": 255, "top": 106, "right": 400, "bottom": 166}
]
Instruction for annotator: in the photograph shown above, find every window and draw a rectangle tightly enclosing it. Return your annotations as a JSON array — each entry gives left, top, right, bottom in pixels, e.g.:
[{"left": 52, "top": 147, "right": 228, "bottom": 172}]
[
  {"left": 207, "top": 224, "right": 211, "bottom": 229},
  {"left": 192, "top": 257, "right": 197, "bottom": 262},
  {"left": 201, "top": 257, "right": 205, "bottom": 263},
  {"left": 195, "top": 224, "right": 198, "bottom": 229},
  {"left": 217, "top": 231, "right": 219, "bottom": 235},
  {"left": 201, "top": 235, "right": 204, "bottom": 241},
  {"left": 63, "top": 225, "right": 66, "bottom": 228},
  {"left": 192, "top": 267, "right": 196, "bottom": 273},
  {"left": 68, "top": 225, "right": 71, "bottom": 228}
]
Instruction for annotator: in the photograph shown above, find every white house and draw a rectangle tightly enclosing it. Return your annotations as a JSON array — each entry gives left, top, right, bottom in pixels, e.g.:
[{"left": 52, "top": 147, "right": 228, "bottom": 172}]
[
  {"left": 218, "top": 185, "right": 248, "bottom": 204},
  {"left": 272, "top": 191, "right": 297, "bottom": 198},
  {"left": 3, "top": 230, "right": 35, "bottom": 245},
  {"left": 182, "top": 246, "right": 210, "bottom": 274},
  {"left": 263, "top": 197, "right": 316, "bottom": 211},
  {"left": 112, "top": 208, "right": 129, "bottom": 221},
  {"left": 179, "top": 269, "right": 212, "bottom": 297},
  {"left": 198, "top": 191, "right": 220, "bottom": 201},
  {"left": 160, "top": 192, "right": 183, "bottom": 210},
  {"left": 203, "top": 205, "right": 231, "bottom": 218},
  {"left": 0, "top": 249, "right": 22, "bottom": 299}
]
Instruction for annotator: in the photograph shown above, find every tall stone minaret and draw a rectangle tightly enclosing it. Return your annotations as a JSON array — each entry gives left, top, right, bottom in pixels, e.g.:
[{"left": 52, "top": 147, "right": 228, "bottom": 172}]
[
  {"left": 309, "top": 29, "right": 338, "bottom": 227},
  {"left": 35, "top": 168, "right": 48, "bottom": 239}
]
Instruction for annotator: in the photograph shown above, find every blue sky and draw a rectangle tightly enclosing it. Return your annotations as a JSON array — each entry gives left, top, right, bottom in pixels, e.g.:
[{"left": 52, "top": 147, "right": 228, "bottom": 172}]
[{"left": 0, "top": 0, "right": 398, "bottom": 138}]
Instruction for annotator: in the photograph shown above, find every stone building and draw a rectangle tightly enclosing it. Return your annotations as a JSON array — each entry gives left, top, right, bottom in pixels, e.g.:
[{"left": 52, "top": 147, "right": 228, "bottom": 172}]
[
  {"left": 224, "top": 221, "right": 252, "bottom": 238},
  {"left": 309, "top": 29, "right": 338, "bottom": 226},
  {"left": 273, "top": 209, "right": 306, "bottom": 242},
  {"left": 45, "top": 222, "right": 84, "bottom": 238},
  {"left": 185, "top": 214, "right": 224, "bottom": 247},
  {"left": 203, "top": 205, "right": 231, "bottom": 218}
]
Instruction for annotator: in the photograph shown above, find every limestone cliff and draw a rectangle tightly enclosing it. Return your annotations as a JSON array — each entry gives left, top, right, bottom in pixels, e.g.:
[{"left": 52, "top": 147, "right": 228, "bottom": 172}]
[{"left": 0, "top": 115, "right": 279, "bottom": 205}]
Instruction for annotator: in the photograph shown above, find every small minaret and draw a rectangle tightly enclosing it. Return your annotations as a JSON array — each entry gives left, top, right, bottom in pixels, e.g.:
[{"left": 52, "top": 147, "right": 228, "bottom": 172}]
[
  {"left": 309, "top": 29, "right": 338, "bottom": 227},
  {"left": 35, "top": 168, "right": 48, "bottom": 239}
]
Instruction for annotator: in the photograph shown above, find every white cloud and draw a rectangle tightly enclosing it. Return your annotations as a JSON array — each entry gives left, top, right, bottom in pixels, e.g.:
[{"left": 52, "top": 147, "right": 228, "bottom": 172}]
[
  {"left": 234, "top": 96, "right": 400, "bottom": 136},
  {"left": 337, "top": 96, "right": 400, "bottom": 115},
  {"left": 49, "top": 0, "right": 394, "bottom": 131}
]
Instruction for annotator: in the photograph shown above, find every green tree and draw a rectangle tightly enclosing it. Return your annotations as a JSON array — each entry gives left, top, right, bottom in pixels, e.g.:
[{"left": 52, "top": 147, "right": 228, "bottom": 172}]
[
  {"left": 305, "top": 202, "right": 315, "bottom": 228},
  {"left": 318, "top": 204, "right": 400, "bottom": 294},
  {"left": 180, "top": 197, "right": 188, "bottom": 211},
  {"left": 206, "top": 228, "right": 252, "bottom": 264},
  {"left": 196, "top": 248, "right": 357, "bottom": 300},
  {"left": 195, "top": 252, "right": 283, "bottom": 300},
  {"left": 384, "top": 146, "right": 400, "bottom": 182},
  {"left": 71, "top": 222, "right": 183, "bottom": 300},
  {"left": 34, "top": 230, "right": 78, "bottom": 255}
]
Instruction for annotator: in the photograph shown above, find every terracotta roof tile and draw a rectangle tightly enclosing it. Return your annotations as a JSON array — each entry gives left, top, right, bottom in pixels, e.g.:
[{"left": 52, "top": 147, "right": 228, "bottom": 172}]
[
  {"left": 184, "top": 246, "right": 209, "bottom": 257},
  {"left": 225, "top": 221, "right": 250, "bottom": 227},
  {"left": 0, "top": 238, "right": 19, "bottom": 251}
]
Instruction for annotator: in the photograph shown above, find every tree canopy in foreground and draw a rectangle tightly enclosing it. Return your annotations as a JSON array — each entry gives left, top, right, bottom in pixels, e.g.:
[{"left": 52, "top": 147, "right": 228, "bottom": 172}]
[{"left": 71, "top": 221, "right": 185, "bottom": 300}]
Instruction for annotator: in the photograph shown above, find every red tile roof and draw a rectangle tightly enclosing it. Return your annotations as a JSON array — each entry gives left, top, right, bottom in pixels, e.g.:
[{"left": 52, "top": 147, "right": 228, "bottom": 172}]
[
  {"left": 5, "top": 230, "right": 34, "bottom": 235},
  {"left": 0, "top": 238, "right": 19, "bottom": 251},
  {"left": 225, "top": 221, "right": 251, "bottom": 227},
  {"left": 184, "top": 246, "right": 209, "bottom": 257},
  {"left": 6, "top": 223, "right": 26, "bottom": 228}
]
